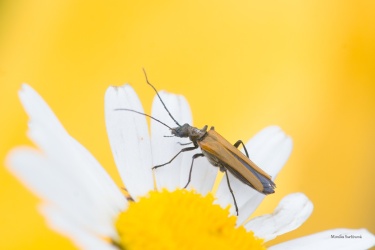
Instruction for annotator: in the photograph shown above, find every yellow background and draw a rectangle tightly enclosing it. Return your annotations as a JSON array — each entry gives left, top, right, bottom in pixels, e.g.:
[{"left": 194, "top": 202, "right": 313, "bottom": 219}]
[{"left": 1, "top": 1, "right": 374, "bottom": 249}]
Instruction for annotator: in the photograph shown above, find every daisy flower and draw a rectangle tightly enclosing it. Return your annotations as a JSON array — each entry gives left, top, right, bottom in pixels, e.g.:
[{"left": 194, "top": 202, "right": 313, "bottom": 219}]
[{"left": 7, "top": 84, "right": 375, "bottom": 250}]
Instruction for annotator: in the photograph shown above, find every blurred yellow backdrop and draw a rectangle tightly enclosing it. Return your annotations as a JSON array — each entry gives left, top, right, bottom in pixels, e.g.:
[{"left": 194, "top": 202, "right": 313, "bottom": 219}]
[{"left": 1, "top": 0, "right": 375, "bottom": 249}]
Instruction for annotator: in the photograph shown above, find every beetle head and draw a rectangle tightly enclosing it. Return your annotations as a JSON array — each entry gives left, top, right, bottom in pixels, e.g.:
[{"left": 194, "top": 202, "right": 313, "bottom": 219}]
[
  {"left": 171, "top": 124, "right": 207, "bottom": 141},
  {"left": 171, "top": 123, "right": 191, "bottom": 138}
]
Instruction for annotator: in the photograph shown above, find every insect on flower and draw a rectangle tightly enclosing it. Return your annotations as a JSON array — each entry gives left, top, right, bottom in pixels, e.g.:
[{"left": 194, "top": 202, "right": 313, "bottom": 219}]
[{"left": 116, "top": 70, "right": 276, "bottom": 215}]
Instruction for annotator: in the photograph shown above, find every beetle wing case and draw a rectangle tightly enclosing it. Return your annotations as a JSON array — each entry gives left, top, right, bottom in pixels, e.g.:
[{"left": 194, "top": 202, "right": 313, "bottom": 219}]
[{"left": 198, "top": 130, "right": 275, "bottom": 194}]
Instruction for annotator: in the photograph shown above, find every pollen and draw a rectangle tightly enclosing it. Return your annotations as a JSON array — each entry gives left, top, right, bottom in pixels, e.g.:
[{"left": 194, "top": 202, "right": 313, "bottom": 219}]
[{"left": 114, "top": 189, "right": 266, "bottom": 250}]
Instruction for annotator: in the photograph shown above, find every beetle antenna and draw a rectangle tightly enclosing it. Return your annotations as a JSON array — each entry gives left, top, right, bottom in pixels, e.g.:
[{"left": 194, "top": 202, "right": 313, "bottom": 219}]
[
  {"left": 142, "top": 68, "right": 181, "bottom": 127},
  {"left": 115, "top": 108, "right": 172, "bottom": 129}
]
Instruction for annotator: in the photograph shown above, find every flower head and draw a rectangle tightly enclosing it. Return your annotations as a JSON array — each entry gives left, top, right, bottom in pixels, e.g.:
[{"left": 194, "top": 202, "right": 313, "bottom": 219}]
[{"left": 6, "top": 84, "right": 375, "bottom": 250}]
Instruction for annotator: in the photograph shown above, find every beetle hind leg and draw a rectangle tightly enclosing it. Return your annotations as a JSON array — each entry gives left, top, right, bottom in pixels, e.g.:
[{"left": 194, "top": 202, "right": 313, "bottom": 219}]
[
  {"left": 224, "top": 170, "right": 239, "bottom": 216},
  {"left": 233, "top": 140, "right": 249, "bottom": 158}
]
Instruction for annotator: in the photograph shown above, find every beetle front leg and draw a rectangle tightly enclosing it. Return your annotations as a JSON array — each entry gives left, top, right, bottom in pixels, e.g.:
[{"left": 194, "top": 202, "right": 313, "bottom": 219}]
[
  {"left": 177, "top": 141, "right": 194, "bottom": 146},
  {"left": 152, "top": 145, "right": 198, "bottom": 170}
]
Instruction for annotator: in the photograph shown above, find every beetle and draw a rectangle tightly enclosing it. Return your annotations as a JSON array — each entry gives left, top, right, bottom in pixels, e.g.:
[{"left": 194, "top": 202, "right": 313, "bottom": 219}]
[{"left": 117, "top": 70, "right": 275, "bottom": 215}]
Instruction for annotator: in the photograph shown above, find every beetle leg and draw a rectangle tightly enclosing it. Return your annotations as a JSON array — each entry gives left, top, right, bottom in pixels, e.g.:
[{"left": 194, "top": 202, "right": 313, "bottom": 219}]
[
  {"left": 152, "top": 145, "right": 198, "bottom": 169},
  {"left": 177, "top": 141, "right": 193, "bottom": 146},
  {"left": 225, "top": 170, "right": 239, "bottom": 216},
  {"left": 233, "top": 140, "right": 249, "bottom": 158},
  {"left": 183, "top": 153, "right": 205, "bottom": 188},
  {"left": 120, "top": 187, "right": 134, "bottom": 202},
  {"left": 219, "top": 166, "right": 226, "bottom": 172}
]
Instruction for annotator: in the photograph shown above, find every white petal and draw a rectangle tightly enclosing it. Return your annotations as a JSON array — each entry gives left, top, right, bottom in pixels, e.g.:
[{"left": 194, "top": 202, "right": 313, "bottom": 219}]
[
  {"left": 245, "top": 193, "right": 313, "bottom": 241},
  {"left": 269, "top": 228, "right": 375, "bottom": 250},
  {"left": 215, "top": 126, "right": 280, "bottom": 214},
  {"left": 215, "top": 126, "right": 293, "bottom": 222},
  {"left": 19, "top": 85, "right": 125, "bottom": 214},
  {"left": 105, "top": 85, "right": 154, "bottom": 199},
  {"left": 237, "top": 135, "right": 292, "bottom": 224},
  {"left": 41, "top": 205, "right": 118, "bottom": 250},
  {"left": 7, "top": 84, "right": 126, "bottom": 238},
  {"left": 151, "top": 91, "right": 196, "bottom": 191},
  {"left": 8, "top": 149, "right": 119, "bottom": 237}
]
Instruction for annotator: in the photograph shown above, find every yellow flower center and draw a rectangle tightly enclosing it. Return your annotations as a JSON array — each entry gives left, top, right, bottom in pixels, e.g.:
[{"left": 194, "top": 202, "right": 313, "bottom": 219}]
[{"left": 114, "top": 189, "right": 266, "bottom": 250}]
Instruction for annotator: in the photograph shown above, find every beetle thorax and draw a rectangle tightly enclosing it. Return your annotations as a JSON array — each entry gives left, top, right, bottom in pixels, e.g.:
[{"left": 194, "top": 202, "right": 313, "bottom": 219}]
[{"left": 187, "top": 125, "right": 207, "bottom": 141}]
